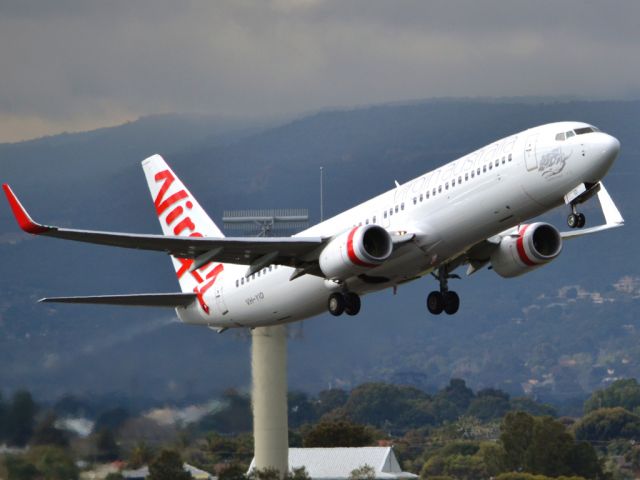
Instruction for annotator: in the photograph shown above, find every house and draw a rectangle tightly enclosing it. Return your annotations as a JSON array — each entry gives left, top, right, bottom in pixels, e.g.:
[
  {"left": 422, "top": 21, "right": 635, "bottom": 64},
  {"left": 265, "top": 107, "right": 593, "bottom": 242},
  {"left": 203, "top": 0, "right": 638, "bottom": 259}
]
[
  {"left": 121, "top": 462, "right": 214, "bottom": 479},
  {"left": 248, "top": 447, "right": 418, "bottom": 480}
]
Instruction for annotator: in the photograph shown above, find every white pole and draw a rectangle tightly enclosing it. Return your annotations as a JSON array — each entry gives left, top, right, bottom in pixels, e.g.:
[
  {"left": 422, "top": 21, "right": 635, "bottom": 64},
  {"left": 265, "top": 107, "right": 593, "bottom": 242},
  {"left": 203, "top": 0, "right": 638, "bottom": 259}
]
[
  {"left": 251, "top": 325, "right": 288, "bottom": 477},
  {"left": 320, "top": 166, "right": 324, "bottom": 222}
]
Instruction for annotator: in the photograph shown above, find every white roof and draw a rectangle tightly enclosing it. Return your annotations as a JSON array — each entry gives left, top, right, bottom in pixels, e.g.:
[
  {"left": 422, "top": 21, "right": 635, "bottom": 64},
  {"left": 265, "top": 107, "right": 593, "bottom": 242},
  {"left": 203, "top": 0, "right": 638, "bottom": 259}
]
[{"left": 249, "top": 447, "right": 418, "bottom": 480}]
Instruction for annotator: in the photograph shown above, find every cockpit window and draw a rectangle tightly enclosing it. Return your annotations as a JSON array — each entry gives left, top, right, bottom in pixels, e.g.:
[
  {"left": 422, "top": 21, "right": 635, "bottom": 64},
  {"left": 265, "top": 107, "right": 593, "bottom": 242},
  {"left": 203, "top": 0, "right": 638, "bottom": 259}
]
[
  {"left": 555, "top": 132, "right": 565, "bottom": 141},
  {"left": 566, "top": 131, "right": 575, "bottom": 139},
  {"left": 575, "top": 127, "right": 595, "bottom": 135}
]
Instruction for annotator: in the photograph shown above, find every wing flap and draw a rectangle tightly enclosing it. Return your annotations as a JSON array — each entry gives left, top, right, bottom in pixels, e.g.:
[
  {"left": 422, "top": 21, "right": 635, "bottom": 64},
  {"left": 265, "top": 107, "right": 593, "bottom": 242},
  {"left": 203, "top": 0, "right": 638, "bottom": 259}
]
[{"left": 39, "top": 293, "right": 197, "bottom": 307}]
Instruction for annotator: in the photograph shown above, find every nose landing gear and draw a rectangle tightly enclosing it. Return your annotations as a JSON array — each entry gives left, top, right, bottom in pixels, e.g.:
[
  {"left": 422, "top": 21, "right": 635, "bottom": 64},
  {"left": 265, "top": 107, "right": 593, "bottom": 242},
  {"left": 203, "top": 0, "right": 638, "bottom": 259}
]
[
  {"left": 427, "top": 267, "right": 460, "bottom": 315},
  {"left": 567, "top": 204, "right": 586, "bottom": 229}
]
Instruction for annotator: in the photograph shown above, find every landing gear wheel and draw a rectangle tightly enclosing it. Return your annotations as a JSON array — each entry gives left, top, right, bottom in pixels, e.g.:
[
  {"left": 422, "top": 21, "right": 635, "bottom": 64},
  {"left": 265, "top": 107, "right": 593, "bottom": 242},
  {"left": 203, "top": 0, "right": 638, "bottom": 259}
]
[
  {"left": 344, "top": 293, "right": 361, "bottom": 316},
  {"left": 576, "top": 213, "right": 586, "bottom": 228},
  {"left": 427, "top": 291, "right": 444, "bottom": 315},
  {"left": 328, "top": 293, "right": 345, "bottom": 316},
  {"left": 567, "top": 213, "right": 579, "bottom": 228},
  {"left": 443, "top": 291, "right": 460, "bottom": 315}
]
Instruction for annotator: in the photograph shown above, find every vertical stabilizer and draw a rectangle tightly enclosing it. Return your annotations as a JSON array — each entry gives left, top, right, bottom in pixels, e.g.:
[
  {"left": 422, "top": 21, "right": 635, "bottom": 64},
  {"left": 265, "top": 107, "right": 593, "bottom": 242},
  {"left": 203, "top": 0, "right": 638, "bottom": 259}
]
[{"left": 142, "top": 154, "right": 224, "bottom": 293}]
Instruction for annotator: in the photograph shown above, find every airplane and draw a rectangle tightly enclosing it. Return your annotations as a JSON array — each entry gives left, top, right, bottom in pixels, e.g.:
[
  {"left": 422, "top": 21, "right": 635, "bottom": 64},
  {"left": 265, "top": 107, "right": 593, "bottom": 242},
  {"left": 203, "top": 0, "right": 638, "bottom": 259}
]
[{"left": 2, "top": 121, "right": 624, "bottom": 331}]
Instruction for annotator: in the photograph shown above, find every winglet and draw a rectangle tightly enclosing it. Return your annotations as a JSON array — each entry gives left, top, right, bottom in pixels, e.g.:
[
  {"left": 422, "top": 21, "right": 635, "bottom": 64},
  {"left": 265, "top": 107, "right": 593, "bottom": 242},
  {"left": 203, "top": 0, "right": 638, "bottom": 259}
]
[{"left": 2, "top": 184, "right": 52, "bottom": 234}]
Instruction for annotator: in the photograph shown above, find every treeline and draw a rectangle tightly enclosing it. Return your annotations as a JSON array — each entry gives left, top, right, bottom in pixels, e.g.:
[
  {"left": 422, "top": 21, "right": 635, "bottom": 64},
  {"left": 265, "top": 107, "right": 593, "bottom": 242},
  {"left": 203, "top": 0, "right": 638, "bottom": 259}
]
[{"left": 4, "top": 378, "right": 640, "bottom": 479}]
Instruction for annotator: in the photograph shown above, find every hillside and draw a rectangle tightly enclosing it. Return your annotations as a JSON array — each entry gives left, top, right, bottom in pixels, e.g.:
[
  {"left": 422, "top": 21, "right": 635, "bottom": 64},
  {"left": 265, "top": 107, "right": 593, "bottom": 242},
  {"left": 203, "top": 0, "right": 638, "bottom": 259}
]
[{"left": 0, "top": 99, "right": 638, "bottom": 409}]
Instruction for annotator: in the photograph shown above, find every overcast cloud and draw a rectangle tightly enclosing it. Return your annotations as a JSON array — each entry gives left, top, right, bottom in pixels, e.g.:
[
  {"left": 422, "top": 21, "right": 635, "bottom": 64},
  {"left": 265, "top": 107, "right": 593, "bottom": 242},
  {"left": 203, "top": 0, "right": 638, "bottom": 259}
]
[{"left": 0, "top": 0, "right": 639, "bottom": 142}]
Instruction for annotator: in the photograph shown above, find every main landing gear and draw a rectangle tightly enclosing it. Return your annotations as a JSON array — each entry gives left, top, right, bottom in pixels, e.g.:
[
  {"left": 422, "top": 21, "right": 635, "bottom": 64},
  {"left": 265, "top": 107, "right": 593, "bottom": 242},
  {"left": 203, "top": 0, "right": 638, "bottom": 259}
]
[
  {"left": 427, "top": 267, "right": 460, "bottom": 315},
  {"left": 328, "top": 292, "right": 361, "bottom": 316}
]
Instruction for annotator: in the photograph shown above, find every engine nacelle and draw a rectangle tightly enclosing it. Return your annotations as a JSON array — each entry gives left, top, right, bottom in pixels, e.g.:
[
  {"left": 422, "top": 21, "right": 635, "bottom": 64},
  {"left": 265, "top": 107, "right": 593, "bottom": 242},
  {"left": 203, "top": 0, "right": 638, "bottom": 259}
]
[
  {"left": 490, "top": 222, "right": 563, "bottom": 278},
  {"left": 319, "top": 225, "right": 393, "bottom": 281}
]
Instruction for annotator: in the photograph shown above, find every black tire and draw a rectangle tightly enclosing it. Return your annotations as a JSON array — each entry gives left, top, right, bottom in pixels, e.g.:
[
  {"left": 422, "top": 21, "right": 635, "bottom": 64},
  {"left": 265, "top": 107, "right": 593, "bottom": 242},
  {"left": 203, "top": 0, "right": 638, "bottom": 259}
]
[
  {"left": 427, "top": 291, "right": 444, "bottom": 315},
  {"left": 576, "top": 213, "right": 586, "bottom": 228},
  {"left": 328, "top": 293, "right": 345, "bottom": 316},
  {"left": 443, "top": 291, "right": 460, "bottom": 315},
  {"left": 344, "top": 293, "right": 361, "bottom": 316},
  {"left": 567, "top": 213, "right": 578, "bottom": 228}
]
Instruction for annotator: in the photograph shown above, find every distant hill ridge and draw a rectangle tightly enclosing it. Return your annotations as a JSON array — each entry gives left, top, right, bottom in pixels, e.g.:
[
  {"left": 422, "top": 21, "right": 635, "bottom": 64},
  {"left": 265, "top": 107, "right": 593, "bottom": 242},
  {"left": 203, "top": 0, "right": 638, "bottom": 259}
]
[{"left": 0, "top": 98, "right": 638, "bottom": 407}]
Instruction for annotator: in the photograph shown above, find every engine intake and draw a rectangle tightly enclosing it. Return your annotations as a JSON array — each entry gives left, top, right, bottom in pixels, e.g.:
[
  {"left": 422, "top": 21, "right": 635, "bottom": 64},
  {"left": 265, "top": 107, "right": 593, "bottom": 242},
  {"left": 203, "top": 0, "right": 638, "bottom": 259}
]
[
  {"left": 491, "top": 222, "right": 562, "bottom": 278},
  {"left": 319, "top": 225, "right": 393, "bottom": 280}
]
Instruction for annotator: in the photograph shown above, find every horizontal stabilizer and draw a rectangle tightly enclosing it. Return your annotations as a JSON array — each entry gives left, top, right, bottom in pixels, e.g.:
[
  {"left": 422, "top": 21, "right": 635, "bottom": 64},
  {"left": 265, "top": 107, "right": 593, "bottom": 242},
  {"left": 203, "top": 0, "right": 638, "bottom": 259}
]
[{"left": 39, "top": 293, "right": 197, "bottom": 307}]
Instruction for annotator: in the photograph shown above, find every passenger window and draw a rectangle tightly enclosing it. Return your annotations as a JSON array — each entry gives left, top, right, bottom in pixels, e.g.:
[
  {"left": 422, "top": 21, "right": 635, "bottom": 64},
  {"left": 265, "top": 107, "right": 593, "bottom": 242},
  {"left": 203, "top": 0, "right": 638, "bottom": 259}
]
[
  {"left": 373, "top": 216, "right": 376, "bottom": 223},
  {"left": 236, "top": 280, "right": 239, "bottom": 287},
  {"left": 438, "top": 185, "right": 442, "bottom": 193},
  {"left": 432, "top": 188, "right": 436, "bottom": 195},
  {"left": 241, "top": 277, "right": 245, "bottom": 285},
  {"left": 269, "top": 266, "right": 273, "bottom": 271},
  {"left": 508, "top": 154, "right": 512, "bottom": 162},
  {"left": 477, "top": 168, "right": 481, "bottom": 175},
  {"left": 445, "top": 182, "right": 449, "bottom": 190},
  {"left": 465, "top": 173, "right": 469, "bottom": 181},
  {"left": 458, "top": 176, "right": 462, "bottom": 183},
  {"left": 489, "top": 163, "right": 492, "bottom": 170},
  {"left": 419, "top": 194, "right": 423, "bottom": 202},
  {"left": 413, "top": 197, "right": 417, "bottom": 205},
  {"left": 365, "top": 218, "right": 369, "bottom": 224},
  {"left": 401, "top": 202, "right": 405, "bottom": 210},
  {"left": 426, "top": 191, "right": 430, "bottom": 199},
  {"left": 483, "top": 165, "right": 487, "bottom": 172},
  {"left": 384, "top": 211, "right": 387, "bottom": 219},
  {"left": 452, "top": 179, "right": 455, "bottom": 187},
  {"left": 471, "top": 171, "right": 475, "bottom": 178},
  {"left": 495, "top": 159, "right": 499, "bottom": 167},
  {"left": 502, "top": 156, "right": 506, "bottom": 164}
]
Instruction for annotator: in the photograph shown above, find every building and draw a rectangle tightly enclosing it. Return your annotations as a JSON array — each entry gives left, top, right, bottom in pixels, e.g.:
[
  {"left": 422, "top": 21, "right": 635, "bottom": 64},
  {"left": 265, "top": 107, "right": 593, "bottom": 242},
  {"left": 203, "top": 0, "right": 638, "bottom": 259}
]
[
  {"left": 248, "top": 447, "right": 418, "bottom": 480},
  {"left": 121, "top": 463, "right": 214, "bottom": 479}
]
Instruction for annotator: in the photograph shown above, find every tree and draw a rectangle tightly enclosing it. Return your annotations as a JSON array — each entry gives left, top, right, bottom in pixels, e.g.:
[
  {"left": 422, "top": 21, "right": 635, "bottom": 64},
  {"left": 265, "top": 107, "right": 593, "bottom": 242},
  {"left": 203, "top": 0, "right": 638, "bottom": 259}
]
[
  {"left": 288, "top": 466, "right": 311, "bottom": 480},
  {"left": 499, "top": 412, "right": 602, "bottom": 479},
  {"left": 28, "top": 445, "right": 79, "bottom": 480},
  {"left": 147, "top": 449, "right": 192, "bottom": 480},
  {"left": 105, "top": 474, "right": 125, "bottom": 480},
  {"left": 584, "top": 378, "right": 640, "bottom": 413},
  {"left": 218, "top": 463, "right": 248, "bottom": 480},
  {"left": 288, "top": 392, "right": 317, "bottom": 427},
  {"left": 248, "top": 467, "right": 280, "bottom": 480},
  {"left": 314, "top": 389, "right": 348, "bottom": 417},
  {"left": 31, "top": 412, "right": 69, "bottom": 447},
  {"left": 302, "top": 420, "right": 373, "bottom": 447},
  {"left": 573, "top": 407, "right": 640, "bottom": 442},
  {"left": 342, "top": 383, "right": 434, "bottom": 430},
  {"left": 7, "top": 390, "right": 37, "bottom": 447},
  {"left": 128, "top": 441, "right": 155, "bottom": 469},
  {"left": 3, "top": 455, "right": 39, "bottom": 480},
  {"left": 198, "top": 389, "right": 252, "bottom": 434},
  {"left": 500, "top": 411, "right": 536, "bottom": 472},
  {"left": 94, "top": 407, "right": 129, "bottom": 433},
  {"left": 348, "top": 464, "right": 375, "bottom": 480},
  {"left": 95, "top": 428, "right": 120, "bottom": 462}
]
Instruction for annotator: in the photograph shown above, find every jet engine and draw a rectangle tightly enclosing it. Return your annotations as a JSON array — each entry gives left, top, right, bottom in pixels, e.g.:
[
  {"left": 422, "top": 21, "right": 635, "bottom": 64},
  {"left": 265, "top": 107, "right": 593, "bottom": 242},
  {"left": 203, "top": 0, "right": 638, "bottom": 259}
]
[
  {"left": 490, "top": 222, "right": 563, "bottom": 278},
  {"left": 319, "top": 225, "right": 393, "bottom": 281}
]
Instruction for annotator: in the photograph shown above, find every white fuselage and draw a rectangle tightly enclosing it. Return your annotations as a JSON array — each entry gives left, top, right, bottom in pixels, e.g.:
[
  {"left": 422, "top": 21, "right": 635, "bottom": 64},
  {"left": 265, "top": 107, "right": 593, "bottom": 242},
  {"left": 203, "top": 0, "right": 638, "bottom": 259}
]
[{"left": 175, "top": 122, "right": 619, "bottom": 328}]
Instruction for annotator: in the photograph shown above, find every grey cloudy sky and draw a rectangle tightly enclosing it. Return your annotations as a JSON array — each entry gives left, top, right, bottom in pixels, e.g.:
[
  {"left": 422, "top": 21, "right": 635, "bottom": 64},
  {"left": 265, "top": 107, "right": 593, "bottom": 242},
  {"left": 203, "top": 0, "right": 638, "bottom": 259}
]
[{"left": 1, "top": 0, "right": 639, "bottom": 142}]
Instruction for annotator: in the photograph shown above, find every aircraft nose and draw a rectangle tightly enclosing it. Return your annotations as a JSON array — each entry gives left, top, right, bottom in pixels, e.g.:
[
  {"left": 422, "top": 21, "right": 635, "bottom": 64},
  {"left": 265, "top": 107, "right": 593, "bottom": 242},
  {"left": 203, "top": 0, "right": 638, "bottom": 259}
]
[{"left": 598, "top": 133, "right": 620, "bottom": 162}]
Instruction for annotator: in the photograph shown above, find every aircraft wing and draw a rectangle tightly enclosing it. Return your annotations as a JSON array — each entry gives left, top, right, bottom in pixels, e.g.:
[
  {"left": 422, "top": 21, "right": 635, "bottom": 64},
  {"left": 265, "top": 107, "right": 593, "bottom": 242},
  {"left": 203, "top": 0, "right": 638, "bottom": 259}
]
[
  {"left": 3, "top": 184, "right": 324, "bottom": 272},
  {"left": 39, "top": 293, "right": 197, "bottom": 307}
]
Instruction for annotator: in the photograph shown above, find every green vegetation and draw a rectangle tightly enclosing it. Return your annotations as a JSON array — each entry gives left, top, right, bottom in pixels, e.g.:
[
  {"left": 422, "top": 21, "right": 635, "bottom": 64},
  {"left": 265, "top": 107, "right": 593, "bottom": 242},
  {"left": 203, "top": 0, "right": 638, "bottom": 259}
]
[{"left": 9, "top": 378, "right": 640, "bottom": 478}]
